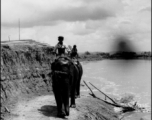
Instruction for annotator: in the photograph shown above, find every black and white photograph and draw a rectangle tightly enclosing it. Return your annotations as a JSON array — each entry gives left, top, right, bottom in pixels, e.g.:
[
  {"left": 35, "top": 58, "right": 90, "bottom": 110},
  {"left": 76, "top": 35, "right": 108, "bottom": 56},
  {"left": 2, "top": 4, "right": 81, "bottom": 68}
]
[{"left": 1, "top": 0, "right": 151, "bottom": 120}]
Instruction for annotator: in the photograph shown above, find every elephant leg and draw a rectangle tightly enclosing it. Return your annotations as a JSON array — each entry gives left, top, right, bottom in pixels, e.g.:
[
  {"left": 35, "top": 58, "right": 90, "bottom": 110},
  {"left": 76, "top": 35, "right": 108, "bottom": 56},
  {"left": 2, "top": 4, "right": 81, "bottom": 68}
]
[
  {"left": 70, "top": 85, "right": 76, "bottom": 108},
  {"left": 70, "top": 96, "right": 76, "bottom": 108},
  {"left": 77, "top": 74, "right": 83, "bottom": 98},
  {"left": 62, "top": 83, "right": 70, "bottom": 116},
  {"left": 57, "top": 104, "right": 66, "bottom": 118},
  {"left": 53, "top": 86, "right": 66, "bottom": 117},
  {"left": 76, "top": 64, "right": 83, "bottom": 98},
  {"left": 74, "top": 79, "right": 80, "bottom": 98},
  {"left": 76, "top": 78, "right": 81, "bottom": 98},
  {"left": 63, "top": 94, "right": 70, "bottom": 116}
]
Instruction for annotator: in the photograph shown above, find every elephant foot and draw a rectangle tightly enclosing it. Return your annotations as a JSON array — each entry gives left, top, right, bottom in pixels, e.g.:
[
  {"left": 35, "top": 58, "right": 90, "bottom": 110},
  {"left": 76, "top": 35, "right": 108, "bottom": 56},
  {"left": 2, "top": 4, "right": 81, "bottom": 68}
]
[
  {"left": 76, "top": 95, "right": 80, "bottom": 98},
  {"left": 57, "top": 112, "right": 66, "bottom": 118},
  {"left": 65, "top": 108, "right": 69, "bottom": 116},
  {"left": 70, "top": 104, "right": 76, "bottom": 108},
  {"left": 66, "top": 112, "right": 69, "bottom": 116},
  {"left": 75, "top": 95, "right": 80, "bottom": 99}
]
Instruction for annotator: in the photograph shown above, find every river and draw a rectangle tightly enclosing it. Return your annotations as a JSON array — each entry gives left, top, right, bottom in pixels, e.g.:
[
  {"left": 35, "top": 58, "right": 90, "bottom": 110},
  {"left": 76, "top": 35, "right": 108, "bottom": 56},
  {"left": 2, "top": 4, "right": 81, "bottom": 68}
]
[{"left": 80, "top": 60, "right": 151, "bottom": 120}]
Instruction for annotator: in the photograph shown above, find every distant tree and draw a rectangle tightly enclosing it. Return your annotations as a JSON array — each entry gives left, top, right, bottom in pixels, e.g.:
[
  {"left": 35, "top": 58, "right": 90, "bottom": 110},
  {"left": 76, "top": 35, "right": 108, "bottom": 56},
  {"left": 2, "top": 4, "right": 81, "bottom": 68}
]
[{"left": 85, "top": 51, "right": 91, "bottom": 55}]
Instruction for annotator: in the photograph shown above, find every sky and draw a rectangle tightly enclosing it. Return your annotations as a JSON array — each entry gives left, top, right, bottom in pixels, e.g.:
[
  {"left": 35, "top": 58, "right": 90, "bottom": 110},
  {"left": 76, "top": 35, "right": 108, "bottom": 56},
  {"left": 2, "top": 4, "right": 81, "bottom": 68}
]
[{"left": 1, "top": 0, "right": 151, "bottom": 52}]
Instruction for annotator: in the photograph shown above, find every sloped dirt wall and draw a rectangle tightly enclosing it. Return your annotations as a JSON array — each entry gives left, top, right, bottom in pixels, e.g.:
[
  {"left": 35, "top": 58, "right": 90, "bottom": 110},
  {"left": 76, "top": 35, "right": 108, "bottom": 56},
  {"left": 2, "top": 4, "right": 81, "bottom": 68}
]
[{"left": 1, "top": 43, "right": 54, "bottom": 114}]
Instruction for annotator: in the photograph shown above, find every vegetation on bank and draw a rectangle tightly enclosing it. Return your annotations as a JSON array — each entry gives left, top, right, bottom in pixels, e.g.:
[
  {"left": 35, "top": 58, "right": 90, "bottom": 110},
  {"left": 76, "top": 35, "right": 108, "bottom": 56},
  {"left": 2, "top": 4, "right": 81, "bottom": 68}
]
[{"left": 79, "top": 51, "right": 151, "bottom": 61}]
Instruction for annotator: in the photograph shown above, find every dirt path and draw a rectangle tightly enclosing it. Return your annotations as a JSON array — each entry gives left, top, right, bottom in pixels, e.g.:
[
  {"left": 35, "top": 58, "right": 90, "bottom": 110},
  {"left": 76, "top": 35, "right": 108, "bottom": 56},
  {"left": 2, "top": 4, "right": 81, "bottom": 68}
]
[
  {"left": 5, "top": 94, "right": 120, "bottom": 120},
  {"left": 7, "top": 95, "right": 79, "bottom": 120}
]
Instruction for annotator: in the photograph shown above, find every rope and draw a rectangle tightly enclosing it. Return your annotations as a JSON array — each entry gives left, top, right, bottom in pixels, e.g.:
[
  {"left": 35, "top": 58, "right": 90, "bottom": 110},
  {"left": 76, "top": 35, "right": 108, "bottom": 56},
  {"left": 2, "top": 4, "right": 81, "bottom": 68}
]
[{"left": 54, "top": 70, "right": 68, "bottom": 75}]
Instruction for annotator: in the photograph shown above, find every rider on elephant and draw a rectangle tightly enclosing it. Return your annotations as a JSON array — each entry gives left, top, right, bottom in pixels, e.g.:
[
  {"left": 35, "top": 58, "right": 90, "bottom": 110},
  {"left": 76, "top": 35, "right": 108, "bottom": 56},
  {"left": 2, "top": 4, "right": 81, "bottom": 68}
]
[
  {"left": 53, "top": 36, "right": 71, "bottom": 58},
  {"left": 70, "top": 45, "right": 79, "bottom": 59}
]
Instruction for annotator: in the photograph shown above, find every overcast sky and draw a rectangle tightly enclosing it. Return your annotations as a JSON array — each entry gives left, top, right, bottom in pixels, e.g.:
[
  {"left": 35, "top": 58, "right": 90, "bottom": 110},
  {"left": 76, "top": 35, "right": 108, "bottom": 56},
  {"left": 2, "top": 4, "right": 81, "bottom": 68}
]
[{"left": 1, "top": 0, "right": 151, "bottom": 52}]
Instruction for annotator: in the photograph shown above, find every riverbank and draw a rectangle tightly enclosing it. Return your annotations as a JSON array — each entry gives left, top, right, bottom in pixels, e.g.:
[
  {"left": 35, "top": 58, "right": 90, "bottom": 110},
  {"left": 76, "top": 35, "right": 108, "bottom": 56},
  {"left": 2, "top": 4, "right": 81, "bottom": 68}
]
[
  {"left": 1, "top": 40, "right": 119, "bottom": 120},
  {"left": 1, "top": 40, "right": 54, "bottom": 119}
]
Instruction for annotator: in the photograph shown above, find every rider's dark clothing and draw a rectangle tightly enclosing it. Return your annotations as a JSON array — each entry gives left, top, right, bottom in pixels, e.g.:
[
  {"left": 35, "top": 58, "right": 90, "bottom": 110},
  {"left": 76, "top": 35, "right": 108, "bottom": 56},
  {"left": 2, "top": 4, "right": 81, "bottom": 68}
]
[{"left": 71, "top": 47, "right": 78, "bottom": 58}]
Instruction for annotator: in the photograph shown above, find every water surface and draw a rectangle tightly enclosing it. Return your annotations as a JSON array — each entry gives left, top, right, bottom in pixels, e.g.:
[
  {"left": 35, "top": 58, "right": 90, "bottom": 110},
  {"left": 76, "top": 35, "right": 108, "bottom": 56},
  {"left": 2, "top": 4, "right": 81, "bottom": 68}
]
[{"left": 80, "top": 60, "right": 151, "bottom": 120}]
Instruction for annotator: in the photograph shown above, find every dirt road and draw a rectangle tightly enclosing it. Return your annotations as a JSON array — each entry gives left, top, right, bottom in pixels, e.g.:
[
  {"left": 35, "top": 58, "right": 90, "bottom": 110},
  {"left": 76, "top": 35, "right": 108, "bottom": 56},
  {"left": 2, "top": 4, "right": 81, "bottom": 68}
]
[
  {"left": 5, "top": 94, "right": 120, "bottom": 120},
  {"left": 7, "top": 95, "right": 79, "bottom": 120}
]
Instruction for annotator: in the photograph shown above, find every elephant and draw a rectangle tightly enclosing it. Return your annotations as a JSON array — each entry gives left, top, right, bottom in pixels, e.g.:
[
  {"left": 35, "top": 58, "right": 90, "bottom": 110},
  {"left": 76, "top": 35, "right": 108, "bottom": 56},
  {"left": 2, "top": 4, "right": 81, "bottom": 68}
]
[
  {"left": 51, "top": 56, "right": 83, "bottom": 118},
  {"left": 72, "top": 59, "right": 83, "bottom": 98}
]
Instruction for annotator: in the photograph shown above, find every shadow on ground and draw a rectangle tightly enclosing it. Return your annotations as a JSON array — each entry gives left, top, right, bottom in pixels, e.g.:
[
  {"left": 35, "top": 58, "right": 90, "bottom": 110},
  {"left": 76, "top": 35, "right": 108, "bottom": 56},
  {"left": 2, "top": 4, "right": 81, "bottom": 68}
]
[{"left": 38, "top": 105, "right": 58, "bottom": 117}]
